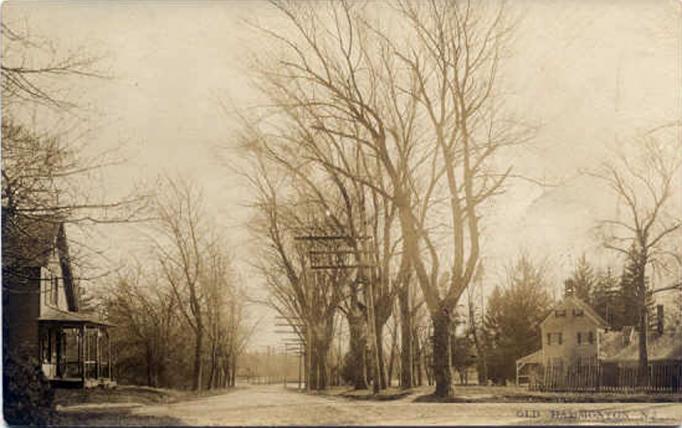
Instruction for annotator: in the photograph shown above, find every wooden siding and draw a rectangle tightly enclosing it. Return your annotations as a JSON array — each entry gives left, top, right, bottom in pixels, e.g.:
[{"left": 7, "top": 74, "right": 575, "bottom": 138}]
[{"left": 2, "top": 266, "right": 41, "bottom": 358}]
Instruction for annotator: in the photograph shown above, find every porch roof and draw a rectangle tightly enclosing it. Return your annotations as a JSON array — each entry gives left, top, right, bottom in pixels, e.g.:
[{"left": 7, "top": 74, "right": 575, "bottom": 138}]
[
  {"left": 516, "top": 349, "right": 543, "bottom": 365},
  {"left": 39, "top": 306, "right": 113, "bottom": 327}
]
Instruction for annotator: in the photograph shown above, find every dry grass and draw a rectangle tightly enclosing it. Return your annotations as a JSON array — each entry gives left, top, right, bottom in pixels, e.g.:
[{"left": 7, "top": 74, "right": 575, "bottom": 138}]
[
  {"left": 52, "top": 384, "right": 236, "bottom": 426},
  {"left": 315, "top": 386, "right": 413, "bottom": 401},
  {"left": 311, "top": 384, "right": 682, "bottom": 403}
]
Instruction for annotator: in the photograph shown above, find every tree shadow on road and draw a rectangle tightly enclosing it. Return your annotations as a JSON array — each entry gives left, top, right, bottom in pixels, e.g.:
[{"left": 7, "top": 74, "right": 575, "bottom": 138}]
[{"left": 54, "top": 408, "right": 185, "bottom": 426}]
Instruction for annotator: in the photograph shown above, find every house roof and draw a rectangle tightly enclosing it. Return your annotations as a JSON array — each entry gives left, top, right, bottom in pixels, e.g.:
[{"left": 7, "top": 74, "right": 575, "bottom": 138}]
[
  {"left": 3, "top": 212, "right": 79, "bottom": 311},
  {"left": 603, "top": 330, "right": 682, "bottom": 363},
  {"left": 2, "top": 213, "right": 61, "bottom": 268},
  {"left": 541, "top": 295, "right": 609, "bottom": 329},
  {"left": 599, "top": 330, "right": 630, "bottom": 359},
  {"left": 516, "top": 349, "right": 543, "bottom": 365},
  {"left": 39, "top": 306, "right": 113, "bottom": 327}
]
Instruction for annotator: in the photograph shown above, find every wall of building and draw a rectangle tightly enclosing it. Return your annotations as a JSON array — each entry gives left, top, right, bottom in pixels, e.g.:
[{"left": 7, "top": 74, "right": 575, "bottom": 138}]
[
  {"left": 3, "top": 266, "right": 41, "bottom": 359},
  {"left": 541, "top": 302, "right": 600, "bottom": 365},
  {"left": 40, "top": 251, "right": 70, "bottom": 313}
]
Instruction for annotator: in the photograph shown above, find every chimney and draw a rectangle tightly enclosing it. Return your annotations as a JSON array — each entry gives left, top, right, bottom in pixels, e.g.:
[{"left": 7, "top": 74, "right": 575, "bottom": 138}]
[{"left": 656, "top": 304, "right": 664, "bottom": 335}]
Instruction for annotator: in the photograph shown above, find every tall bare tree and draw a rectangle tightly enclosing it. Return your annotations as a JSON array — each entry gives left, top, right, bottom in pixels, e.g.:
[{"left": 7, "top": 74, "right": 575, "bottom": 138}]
[
  {"left": 249, "top": 0, "right": 521, "bottom": 397},
  {"left": 247, "top": 163, "right": 348, "bottom": 390},
  {"left": 153, "top": 177, "right": 209, "bottom": 391},
  {"left": 594, "top": 127, "right": 682, "bottom": 386}
]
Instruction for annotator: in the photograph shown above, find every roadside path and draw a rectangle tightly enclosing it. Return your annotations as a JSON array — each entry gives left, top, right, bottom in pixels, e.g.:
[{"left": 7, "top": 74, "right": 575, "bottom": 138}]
[{"left": 121, "top": 384, "right": 682, "bottom": 425}]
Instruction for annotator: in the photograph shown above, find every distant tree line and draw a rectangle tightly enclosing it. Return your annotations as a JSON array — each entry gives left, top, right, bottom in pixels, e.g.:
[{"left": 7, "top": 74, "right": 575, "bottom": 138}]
[{"left": 101, "top": 178, "right": 252, "bottom": 391}]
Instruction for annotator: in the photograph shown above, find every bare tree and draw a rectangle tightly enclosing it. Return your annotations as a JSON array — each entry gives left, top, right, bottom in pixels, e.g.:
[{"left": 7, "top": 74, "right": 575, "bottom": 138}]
[
  {"left": 153, "top": 177, "right": 209, "bottom": 391},
  {"left": 203, "top": 242, "right": 238, "bottom": 389},
  {"left": 2, "top": 22, "right": 148, "bottom": 288},
  {"left": 104, "top": 265, "right": 177, "bottom": 387},
  {"left": 249, "top": 0, "right": 521, "bottom": 398},
  {"left": 247, "top": 164, "right": 348, "bottom": 390},
  {"left": 594, "top": 127, "right": 682, "bottom": 386}
]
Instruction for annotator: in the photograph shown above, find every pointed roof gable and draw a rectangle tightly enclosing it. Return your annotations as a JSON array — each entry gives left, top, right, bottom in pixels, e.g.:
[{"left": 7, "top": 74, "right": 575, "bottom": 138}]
[
  {"left": 3, "top": 212, "right": 79, "bottom": 311},
  {"left": 2, "top": 212, "right": 60, "bottom": 267},
  {"left": 541, "top": 295, "right": 609, "bottom": 328}
]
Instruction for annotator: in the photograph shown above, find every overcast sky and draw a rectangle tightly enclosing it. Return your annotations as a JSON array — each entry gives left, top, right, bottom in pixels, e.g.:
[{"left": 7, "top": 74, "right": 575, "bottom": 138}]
[{"left": 3, "top": 0, "right": 681, "bottom": 349}]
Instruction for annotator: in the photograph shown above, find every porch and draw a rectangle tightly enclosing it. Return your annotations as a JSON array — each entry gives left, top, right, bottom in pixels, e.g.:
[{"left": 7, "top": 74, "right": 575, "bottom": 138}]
[{"left": 39, "top": 308, "right": 115, "bottom": 388}]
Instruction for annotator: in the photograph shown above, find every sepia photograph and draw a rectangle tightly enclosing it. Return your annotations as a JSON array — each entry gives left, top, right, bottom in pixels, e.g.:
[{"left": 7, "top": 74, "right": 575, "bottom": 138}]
[{"left": 1, "top": 0, "right": 681, "bottom": 425}]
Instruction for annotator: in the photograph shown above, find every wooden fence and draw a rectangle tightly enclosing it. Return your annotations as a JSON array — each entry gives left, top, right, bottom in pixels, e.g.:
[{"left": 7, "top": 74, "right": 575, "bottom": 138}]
[{"left": 530, "top": 359, "right": 682, "bottom": 393}]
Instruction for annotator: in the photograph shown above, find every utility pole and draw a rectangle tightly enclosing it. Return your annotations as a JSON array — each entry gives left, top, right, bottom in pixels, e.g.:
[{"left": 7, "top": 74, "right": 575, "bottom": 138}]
[
  {"left": 275, "top": 314, "right": 305, "bottom": 390},
  {"left": 294, "top": 230, "right": 379, "bottom": 393}
]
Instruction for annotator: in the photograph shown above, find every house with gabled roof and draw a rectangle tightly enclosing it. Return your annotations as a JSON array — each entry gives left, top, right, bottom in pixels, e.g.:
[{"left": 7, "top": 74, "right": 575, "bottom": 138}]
[
  {"left": 516, "top": 294, "right": 681, "bottom": 391},
  {"left": 2, "top": 212, "right": 114, "bottom": 388},
  {"left": 516, "top": 296, "right": 609, "bottom": 385}
]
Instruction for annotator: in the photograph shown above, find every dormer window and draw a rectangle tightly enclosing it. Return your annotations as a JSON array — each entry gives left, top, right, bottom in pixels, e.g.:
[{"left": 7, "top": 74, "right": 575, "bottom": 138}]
[
  {"left": 573, "top": 308, "right": 584, "bottom": 317},
  {"left": 555, "top": 309, "right": 566, "bottom": 318}
]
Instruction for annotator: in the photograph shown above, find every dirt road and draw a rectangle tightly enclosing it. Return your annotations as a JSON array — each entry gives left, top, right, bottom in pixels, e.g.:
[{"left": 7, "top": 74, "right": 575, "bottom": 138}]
[{"left": 60, "top": 384, "right": 682, "bottom": 425}]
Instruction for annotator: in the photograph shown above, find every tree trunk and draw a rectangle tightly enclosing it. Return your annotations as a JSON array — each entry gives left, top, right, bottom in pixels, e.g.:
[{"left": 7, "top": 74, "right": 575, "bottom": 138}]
[
  {"left": 636, "top": 251, "right": 649, "bottom": 388},
  {"left": 229, "top": 353, "right": 236, "bottom": 387},
  {"left": 192, "top": 330, "right": 204, "bottom": 391},
  {"left": 399, "top": 286, "right": 413, "bottom": 389},
  {"left": 638, "top": 306, "right": 649, "bottom": 387},
  {"left": 414, "top": 333, "right": 423, "bottom": 386},
  {"left": 310, "top": 337, "right": 332, "bottom": 390},
  {"left": 387, "top": 318, "right": 398, "bottom": 387},
  {"left": 317, "top": 346, "right": 329, "bottom": 390},
  {"left": 347, "top": 313, "right": 369, "bottom": 389},
  {"left": 207, "top": 344, "right": 216, "bottom": 390},
  {"left": 145, "top": 344, "right": 154, "bottom": 387},
  {"left": 431, "top": 310, "right": 454, "bottom": 398},
  {"left": 223, "top": 356, "right": 230, "bottom": 388},
  {"left": 375, "top": 322, "right": 388, "bottom": 389}
]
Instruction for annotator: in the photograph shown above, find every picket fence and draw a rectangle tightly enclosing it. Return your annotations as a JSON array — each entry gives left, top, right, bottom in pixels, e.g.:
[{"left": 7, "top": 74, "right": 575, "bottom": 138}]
[{"left": 529, "top": 359, "right": 682, "bottom": 393}]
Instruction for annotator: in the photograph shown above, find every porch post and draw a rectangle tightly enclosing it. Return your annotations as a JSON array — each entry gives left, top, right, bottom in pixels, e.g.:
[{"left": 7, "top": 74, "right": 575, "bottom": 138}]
[
  {"left": 95, "top": 328, "right": 100, "bottom": 379},
  {"left": 80, "top": 325, "right": 86, "bottom": 382},
  {"left": 108, "top": 330, "right": 112, "bottom": 379},
  {"left": 56, "top": 326, "right": 62, "bottom": 378}
]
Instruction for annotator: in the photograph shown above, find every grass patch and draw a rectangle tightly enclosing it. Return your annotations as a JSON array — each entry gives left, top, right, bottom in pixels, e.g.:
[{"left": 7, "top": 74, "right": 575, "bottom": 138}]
[
  {"left": 54, "top": 385, "right": 182, "bottom": 408},
  {"left": 497, "top": 390, "right": 682, "bottom": 403},
  {"left": 54, "top": 384, "right": 236, "bottom": 408},
  {"left": 409, "top": 385, "right": 682, "bottom": 403},
  {"left": 310, "top": 386, "right": 415, "bottom": 401},
  {"left": 54, "top": 409, "right": 185, "bottom": 426},
  {"left": 52, "top": 385, "right": 236, "bottom": 426}
]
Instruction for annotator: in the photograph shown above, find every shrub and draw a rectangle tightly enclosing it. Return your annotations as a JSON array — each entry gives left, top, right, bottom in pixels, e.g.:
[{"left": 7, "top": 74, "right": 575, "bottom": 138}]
[{"left": 3, "top": 349, "right": 55, "bottom": 426}]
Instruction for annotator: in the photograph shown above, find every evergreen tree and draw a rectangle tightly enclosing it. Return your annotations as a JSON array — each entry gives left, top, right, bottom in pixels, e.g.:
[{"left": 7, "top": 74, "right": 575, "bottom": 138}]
[
  {"left": 482, "top": 286, "right": 504, "bottom": 384},
  {"left": 482, "top": 256, "right": 552, "bottom": 383},
  {"left": 590, "top": 267, "right": 622, "bottom": 329},
  {"left": 619, "top": 246, "right": 654, "bottom": 330},
  {"left": 563, "top": 254, "right": 595, "bottom": 302}
]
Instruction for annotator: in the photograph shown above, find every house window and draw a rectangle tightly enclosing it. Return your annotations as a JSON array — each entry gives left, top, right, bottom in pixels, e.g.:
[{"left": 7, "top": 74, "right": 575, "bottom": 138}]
[
  {"left": 588, "top": 331, "right": 594, "bottom": 344},
  {"left": 52, "top": 276, "right": 59, "bottom": 305},
  {"left": 577, "top": 332, "right": 582, "bottom": 344},
  {"left": 573, "top": 308, "right": 584, "bottom": 317},
  {"left": 555, "top": 310, "right": 566, "bottom": 318},
  {"left": 45, "top": 273, "right": 59, "bottom": 306},
  {"left": 547, "top": 332, "right": 563, "bottom": 345}
]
